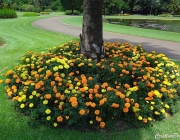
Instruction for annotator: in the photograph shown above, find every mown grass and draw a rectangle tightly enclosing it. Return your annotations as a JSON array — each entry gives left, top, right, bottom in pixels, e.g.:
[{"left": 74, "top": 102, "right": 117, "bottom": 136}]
[
  {"left": 61, "top": 16, "right": 180, "bottom": 42},
  {"left": 0, "top": 12, "right": 180, "bottom": 140}
]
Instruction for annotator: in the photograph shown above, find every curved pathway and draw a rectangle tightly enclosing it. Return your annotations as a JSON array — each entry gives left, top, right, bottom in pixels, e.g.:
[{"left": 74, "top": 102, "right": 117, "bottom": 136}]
[{"left": 33, "top": 16, "right": 180, "bottom": 60}]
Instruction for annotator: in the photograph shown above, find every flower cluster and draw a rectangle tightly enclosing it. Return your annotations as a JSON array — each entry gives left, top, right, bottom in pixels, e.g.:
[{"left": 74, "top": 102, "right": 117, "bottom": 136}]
[{"left": 1, "top": 41, "right": 180, "bottom": 128}]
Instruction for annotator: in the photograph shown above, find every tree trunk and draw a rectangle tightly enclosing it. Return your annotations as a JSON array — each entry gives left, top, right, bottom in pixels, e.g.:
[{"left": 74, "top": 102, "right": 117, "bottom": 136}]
[{"left": 81, "top": 0, "right": 103, "bottom": 62}]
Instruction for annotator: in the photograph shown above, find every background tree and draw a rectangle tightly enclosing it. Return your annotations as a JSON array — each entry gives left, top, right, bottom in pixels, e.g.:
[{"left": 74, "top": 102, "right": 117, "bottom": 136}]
[
  {"left": 168, "top": 0, "right": 180, "bottom": 16},
  {"left": 81, "top": 0, "right": 103, "bottom": 61}
]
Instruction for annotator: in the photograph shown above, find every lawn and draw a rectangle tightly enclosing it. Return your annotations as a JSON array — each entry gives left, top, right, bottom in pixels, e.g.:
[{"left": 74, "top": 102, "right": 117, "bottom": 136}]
[
  {"left": 0, "top": 12, "right": 180, "bottom": 140},
  {"left": 61, "top": 15, "right": 180, "bottom": 42}
]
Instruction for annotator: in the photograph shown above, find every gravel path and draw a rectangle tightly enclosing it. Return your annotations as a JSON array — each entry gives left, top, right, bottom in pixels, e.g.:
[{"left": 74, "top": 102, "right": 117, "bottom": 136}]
[{"left": 33, "top": 16, "right": 180, "bottom": 60}]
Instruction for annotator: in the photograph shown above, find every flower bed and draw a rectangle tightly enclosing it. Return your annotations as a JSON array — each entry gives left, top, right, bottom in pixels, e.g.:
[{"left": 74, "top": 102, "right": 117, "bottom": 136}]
[{"left": 1, "top": 41, "right": 180, "bottom": 129}]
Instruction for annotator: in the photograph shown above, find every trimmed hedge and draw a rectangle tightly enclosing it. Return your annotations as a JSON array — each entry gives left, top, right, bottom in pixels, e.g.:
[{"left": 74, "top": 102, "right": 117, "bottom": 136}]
[
  {"left": 0, "top": 8, "right": 17, "bottom": 18},
  {"left": 23, "top": 12, "right": 40, "bottom": 17}
]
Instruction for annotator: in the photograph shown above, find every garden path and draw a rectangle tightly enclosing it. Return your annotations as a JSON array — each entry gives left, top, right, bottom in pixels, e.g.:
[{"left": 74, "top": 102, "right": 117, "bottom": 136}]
[{"left": 33, "top": 16, "right": 180, "bottom": 60}]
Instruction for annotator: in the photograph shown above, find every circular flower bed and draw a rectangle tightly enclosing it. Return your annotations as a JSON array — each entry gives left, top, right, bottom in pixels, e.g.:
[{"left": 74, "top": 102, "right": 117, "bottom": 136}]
[{"left": 1, "top": 41, "right": 180, "bottom": 129}]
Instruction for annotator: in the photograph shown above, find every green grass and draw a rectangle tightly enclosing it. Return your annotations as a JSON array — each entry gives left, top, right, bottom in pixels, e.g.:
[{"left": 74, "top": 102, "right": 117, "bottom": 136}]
[
  {"left": 0, "top": 12, "right": 180, "bottom": 140},
  {"left": 61, "top": 16, "right": 180, "bottom": 42}
]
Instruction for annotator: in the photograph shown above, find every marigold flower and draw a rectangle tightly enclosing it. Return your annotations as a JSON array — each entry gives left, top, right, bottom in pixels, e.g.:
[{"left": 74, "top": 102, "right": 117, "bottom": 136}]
[
  {"left": 20, "top": 104, "right": 25, "bottom": 109},
  {"left": 123, "top": 107, "right": 129, "bottom": 113},
  {"left": 46, "top": 116, "right": 51, "bottom": 121},
  {"left": 71, "top": 101, "right": 78, "bottom": 107},
  {"left": 57, "top": 116, "right": 63, "bottom": 122},
  {"left": 69, "top": 97, "right": 77, "bottom": 102},
  {"left": 43, "top": 100, "right": 48, "bottom": 104},
  {"left": 5, "top": 79, "right": 11, "bottom": 84},
  {"left": 94, "top": 110, "right": 100, "bottom": 115},
  {"left": 6, "top": 70, "right": 13, "bottom": 75},
  {"left": 100, "top": 122, "right": 105, "bottom": 128},
  {"left": 29, "top": 103, "right": 34, "bottom": 108},
  {"left": 45, "top": 109, "right": 51, "bottom": 114},
  {"left": 44, "top": 94, "right": 52, "bottom": 99},
  {"left": 79, "top": 109, "right": 85, "bottom": 115},
  {"left": 125, "top": 103, "right": 131, "bottom": 108},
  {"left": 0, "top": 80, "right": 3, "bottom": 84},
  {"left": 138, "top": 116, "right": 143, "bottom": 120},
  {"left": 53, "top": 123, "right": 58, "bottom": 127},
  {"left": 96, "top": 116, "right": 102, "bottom": 122},
  {"left": 143, "top": 118, "right": 148, "bottom": 123},
  {"left": 111, "top": 103, "right": 119, "bottom": 108},
  {"left": 110, "top": 68, "right": 115, "bottom": 72}
]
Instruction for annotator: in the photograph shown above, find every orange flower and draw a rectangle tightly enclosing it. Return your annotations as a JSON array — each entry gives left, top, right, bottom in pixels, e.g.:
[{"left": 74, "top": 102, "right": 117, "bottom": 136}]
[
  {"left": 123, "top": 107, "right": 129, "bottom": 113},
  {"left": 82, "top": 78, "right": 87, "bottom": 85},
  {"left": 149, "top": 84, "right": 154, "bottom": 88},
  {"left": 96, "top": 116, "right": 102, "bottom": 122},
  {"left": 44, "top": 94, "right": 51, "bottom": 99},
  {"left": 34, "top": 74, "right": 39, "bottom": 79},
  {"left": 88, "top": 77, "right": 93, "bottom": 81},
  {"left": 57, "top": 116, "right": 63, "bottom": 122},
  {"left": 55, "top": 77, "right": 62, "bottom": 82},
  {"left": 125, "top": 103, "right": 131, "bottom": 108},
  {"left": 148, "top": 91, "right": 154, "bottom": 97},
  {"left": 94, "top": 84, "right": 100, "bottom": 89},
  {"left": 143, "top": 118, "right": 148, "bottom": 123},
  {"left": 69, "top": 97, "right": 77, "bottom": 102},
  {"left": 6, "top": 70, "right": 13, "bottom": 75},
  {"left": 120, "top": 93, "right": 125, "bottom": 99},
  {"left": 124, "top": 84, "right": 130, "bottom": 89},
  {"left": 58, "top": 105, "right": 63, "bottom": 110},
  {"left": 51, "top": 81, "right": 55, "bottom": 87},
  {"left": 79, "top": 109, "right": 85, "bottom": 115},
  {"left": 68, "top": 72, "right": 74, "bottom": 77},
  {"left": 110, "top": 68, "right": 115, "bottom": 72},
  {"left": 60, "top": 95, "right": 65, "bottom": 100},
  {"left": 100, "top": 122, "right": 105, "bottom": 128},
  {"left": 79, "top": 88, "right": 86, "bottom": 93},
  {"left": 88, "top": 89, "right": 94, "bottom": 94},
  {"left": 35, "top": 83, "right": 41, "bottom": 89},
  {"left": 111, "top": 103, "right": 119, "bottom": 108},
  {"left": 46, "top": 70, "right": 52, "bottom": 77},
  {"left": 55, "top": 92, "right": 61, "bottom": 98},
  {"left": 13, "top": 74, "right": 18, "bottom": 79},
  {"left": 71, "top": 101, "right": 78, "bottom": 107},
  {"left": 94, "top": 110, "right": 100, "bottom": 115},
  {"left": 89, "top": 94, "right": 93, "bottom": 100},
  {"left": 90, "top": 102, "right": 96, "bottom": 108},
  {"left": 125, "top": 98, "right": 130, "bottom": 103},
  {"left": 107, "top": 87, "right": 112, "bottom": 91},
  {"left": 76, "top": 71, "right": 79, "bottom": 74},
  {"left": 5, "top": 79, "right": 11, "bottom": 84},
  {"left": 145, "top": 97, "right": 153, "bottom": 101},
  {"left": 134, "top": 103, "right": 139, "bottom": 108}
]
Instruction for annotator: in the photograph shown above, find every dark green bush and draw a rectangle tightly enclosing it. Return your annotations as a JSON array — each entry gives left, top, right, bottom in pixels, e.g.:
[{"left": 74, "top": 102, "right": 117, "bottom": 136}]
[
  {"left": 0, "top": 8, "right": 17, "bottom": 18},
  {"left": 65, "top": 10, "right": 80, "bottom": 15},
  {"left": 23, "top": 12, "right": 40, "bottom": 17},
  {"left": 44, "top": 9, "right": 52, "bottom": 12}
]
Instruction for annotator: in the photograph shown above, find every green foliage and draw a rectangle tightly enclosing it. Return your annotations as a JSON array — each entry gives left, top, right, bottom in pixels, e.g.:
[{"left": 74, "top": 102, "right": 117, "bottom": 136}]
[
  {"left": 44, "top": 9, "right": 52, "bottom": 12},
  {"left": 1, "top": 41, "right": 180, "bottom": 129},
  {"left": 0, "top": 37, "right": 5, "bottom": 46},
  {"left": 158, "top": 13, "right": 173, "bottom": 17},
  {"left": 65, "top": 10, "right": 80, "bottom": 15},
  {"left": 50, "top": 0, "right": 62, "bottom": 11},
  {"left": 39, "top": 12, "right": 50, "bottom": 15},
  {"left": 23, "top": 12, "right": 40, "bottom": 16},
  {"left": 20, "top": 4, "right": 35, "bottom": 12},
  {"left": 0, "top": 8, "right": 17, "bottom": 18}
]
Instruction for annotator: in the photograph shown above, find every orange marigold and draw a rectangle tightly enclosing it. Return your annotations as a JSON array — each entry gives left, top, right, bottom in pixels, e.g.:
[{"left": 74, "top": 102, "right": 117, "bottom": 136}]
[
  {"left": 71, "top": 101, "right": 78, "bottom": 107},
  {"left": 79, "top": 109, "right": 85, "bottom": 115},
  {"left": 5, "top": 79, "right": 11, "bottom": 84},
  {"left": 44, "top": 94, "right": 51, "bottom": 99},
  {"left": 100, "top": 122, "right": 105, "bottom": 128},
  {"left": 94, "top": 110, "right": 100, "bottom": 115},
  {"left": 123, "top": 107, "right": 129, "bottom": 113},
  {"left": 57, "top": 116, "right": 63, "bottom": 122}
]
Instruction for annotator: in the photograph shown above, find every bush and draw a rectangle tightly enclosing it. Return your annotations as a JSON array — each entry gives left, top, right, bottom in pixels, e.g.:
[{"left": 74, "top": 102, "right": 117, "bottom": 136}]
[
  {"left": 0, "top": 37, "right": 5, "bottom": 46},
  {"left": 117, "top": 13, "right": 130, "bottom": 16},
  {"left": 65, "top": 10, "right": 80, "bottom": 15},
  {"left": 23, "top": 12, "right": 40, "bottom": 17},
  {"left": 21, "top": 4, "right": 35, "bottom": 12},
  {"left": 39, "top": 12, "right": 50, "bottom": 15},
  {"left": 1, "top": 41, "right": 180, "bottom": 129},
  {"left": 158, "top": 14, "right": 173, "bottom": 17},
  {"left": 50, "top": 0, "right": 62, "bottom": 11},
  {"left": 44, "top": 9, "right": 52, "bottom": 12},
  {"left": 0, "top": 8, "right": 17, "bottom": 18}
]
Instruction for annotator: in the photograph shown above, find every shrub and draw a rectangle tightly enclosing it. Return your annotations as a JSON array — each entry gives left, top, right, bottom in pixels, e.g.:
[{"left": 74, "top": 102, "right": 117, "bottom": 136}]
[
  {"left": 158, "top": 14, "right": 173, "bottom": 17},
  {"left": 40, "top": 12, "right": 50, "bottom": 15},
  {"left": 65, "top": 10, "right": 80, "bottom": 15},
  {"left": 50, "top": 0, "right": 62, "bottom": 11},
  {"left": 0, "top": 8, "right": 17, "bottom": 18},
  {"left": 21, "top": 4, "right": 35, "bottom": 12},
  {"left": 0, "top": 37, "right": 5, "bottom": 46},
  {"left": 1, "top": 41, "right": 180, "bottom": 129},
  {"left": 23, "top": 12, "right": 40, "bottom": 17},
  {"left": 44, "top": 9, "right": 52, "bottom": 12},
  {"left": 117, "top": 13, "right": 130, "bottom": 16}
]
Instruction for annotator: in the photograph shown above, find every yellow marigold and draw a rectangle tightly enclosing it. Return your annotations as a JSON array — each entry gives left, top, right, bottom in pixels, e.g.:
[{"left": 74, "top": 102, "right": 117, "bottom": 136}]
[
  {"left": 45, "top": 109, "right": 51, "bottom": 114},
  {"left": 20, "top": 103, "right": 25, "bottom": 109}
]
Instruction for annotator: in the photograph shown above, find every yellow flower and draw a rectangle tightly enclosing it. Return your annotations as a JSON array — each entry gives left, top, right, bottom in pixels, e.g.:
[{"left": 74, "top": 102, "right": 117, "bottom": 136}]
[
  {"left": 58, "top": 65, "right": 63, "bottom": 69},
  {"left": 89, "top": 120, "right": 93, "bottom": 124},
  {"left": 148, "top": 117, "right": 152, "bottom": 121},
  {"left": 20, "top": 104, "right": 25, "bottom": 109},
  {"left": 101, "top": 89, "right": 106, "bottom": 93},
  {"left": 53, "top": 123, "right": 57, "bottom": 127},
  {"left": 32, "top": 91, "right": 37, "bottom": 95},
  {"left": 64, "top": 64, "right": 69, "bottom": 69},
  {"left": 29, "top": 103, "right": 34, "bottom": 108},
  {"left": 149, "top": 106, "right": 154, "bottom": 110},
  {"left": 29, "top": 95, "right": 33, "bottom": 99},
  {"left": 165, "top": 104, "right": 170, "bottom": 108},
  {"left": 154, "top": 111, "right": 160, "bottom": 115},
  {"left": 43, "top": 100, "right": 48, "bottom": 105},
  {"left": 161, "top": 109, "right": 165, "bottom": 113},
  {"left": 132, "top": 106, "right": 140, "bottom": 112},
  {"left": 151, "top": 102, "right": 155, "bottom": 105},
  {"left": 60, "top": 102, "right": 64, "bottom": 106},
  {"left": 138, "top": 116, "right": 143, "bottom": 120},
  {"left": 126, "top": 91, "right": 131, "bottom": 97},
  {"left": 53, "top": 66, "right": 59, "bottom": 71},
  {"left": 46, "top": 116, "right": 51, "bottom": 121},
  {"left": 21, "top": 95, "right": 26, "bottom": 100},
  {"left": 45, "top": 109, "right": 51, "bottom": 114},
  {"left": 154, "top": 90, "right": 162, "bottom": 98},
  {"left": 18, "top": 97, "right": 23, "bottom": 102},
  {"left": 26, "top": 58, "right": 30, "bottom": 62}
]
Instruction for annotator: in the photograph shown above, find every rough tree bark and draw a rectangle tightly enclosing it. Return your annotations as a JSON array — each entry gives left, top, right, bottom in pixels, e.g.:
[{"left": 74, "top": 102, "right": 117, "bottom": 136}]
[{"left": 81, "top": 0, "right": 103, "bottom": 62}]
